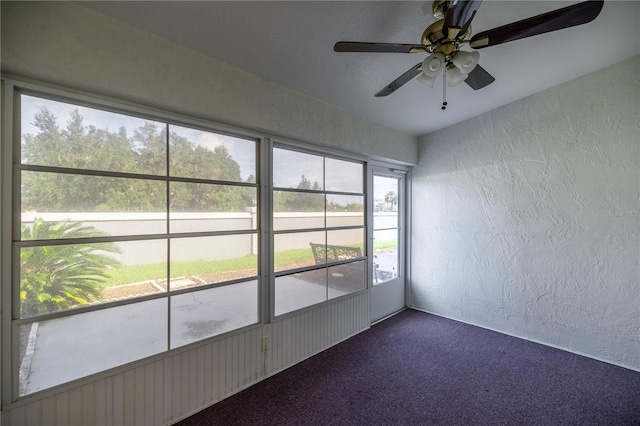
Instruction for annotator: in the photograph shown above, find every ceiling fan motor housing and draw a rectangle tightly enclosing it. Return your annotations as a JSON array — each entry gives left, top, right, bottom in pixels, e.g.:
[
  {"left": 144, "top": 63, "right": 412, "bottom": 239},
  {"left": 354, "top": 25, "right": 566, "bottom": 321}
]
[{"left": 421, "top": 20, "right": 471, "bottom": 60}]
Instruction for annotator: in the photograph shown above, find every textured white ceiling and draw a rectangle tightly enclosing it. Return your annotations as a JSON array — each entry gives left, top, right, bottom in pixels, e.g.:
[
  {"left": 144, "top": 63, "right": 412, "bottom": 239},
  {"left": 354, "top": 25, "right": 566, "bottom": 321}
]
[{"left": 84, "top": 1, "right": 639, "bottom": 136}]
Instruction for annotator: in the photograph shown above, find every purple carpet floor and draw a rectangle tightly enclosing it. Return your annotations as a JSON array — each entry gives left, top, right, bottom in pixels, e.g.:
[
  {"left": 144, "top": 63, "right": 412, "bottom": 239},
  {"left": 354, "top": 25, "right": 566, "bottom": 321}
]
[{"left": 177, "top": 309, "right": 640, "bottom": 425}]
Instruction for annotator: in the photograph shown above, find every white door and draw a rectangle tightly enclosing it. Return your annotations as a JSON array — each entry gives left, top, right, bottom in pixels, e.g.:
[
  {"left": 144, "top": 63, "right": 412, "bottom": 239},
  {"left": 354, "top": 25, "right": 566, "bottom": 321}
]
[{"left": 370, "top": 169, "right": 405, "bottom": 323}]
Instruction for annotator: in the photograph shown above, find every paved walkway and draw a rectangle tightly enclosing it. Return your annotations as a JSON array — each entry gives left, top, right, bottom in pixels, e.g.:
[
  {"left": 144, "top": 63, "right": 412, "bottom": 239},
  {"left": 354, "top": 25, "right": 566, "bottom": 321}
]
[
  {"left": 23, "top": 281, "right": 259, "bottom": 395},
  {"left": 22, "top": 276, "right": 355, "bottom": 395}
]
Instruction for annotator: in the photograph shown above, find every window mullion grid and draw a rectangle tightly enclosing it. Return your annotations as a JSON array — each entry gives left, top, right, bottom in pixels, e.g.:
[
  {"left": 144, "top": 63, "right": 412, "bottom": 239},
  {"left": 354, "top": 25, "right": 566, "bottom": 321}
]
[
  {"left": 12, "top": 254, "right": 262, "bottom": 326},
  {"left": 260, "top": 137, "right": 272, "bottom": 324},
  {"left": 15, "top": 228, "right": 258, "bottom": 248},
  {"left": 6, "top": 84, "right": 22, "bottom": 403},
  {"left": 8, "top": 80, "right": 374, "bottom": 397},
  {"left": 13, "top": 291, "right": 169, "bottom": 325},
  {"left": 12, "top": 226, "right": 261, "bottom": 322},
  {"left": 9, "top": 83, "right": 268, "bottom": 400},
  {"left": 323, "top": 157, "right": 328, "bottom": 301},
  {"left": 8, "top": 89, "right": 22, "bottom": 403},
  {"left": 17, "top": 164, "right": 257, "bottom": 188},
  {"left": 166, "top": 122, "right": 171, "bottom": 351},
  {"left": 271, "top": 147, "right": 366, "bottom": 317}
]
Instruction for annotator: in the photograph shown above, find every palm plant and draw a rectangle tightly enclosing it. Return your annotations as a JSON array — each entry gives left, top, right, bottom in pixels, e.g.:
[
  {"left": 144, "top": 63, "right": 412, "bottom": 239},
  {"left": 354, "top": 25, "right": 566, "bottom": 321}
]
[
  {"left": 20, "top": 218, "right": 121, "bottom": 317},
  {"left": 384, "top": 191, "right": 397, "bottom": 211}
]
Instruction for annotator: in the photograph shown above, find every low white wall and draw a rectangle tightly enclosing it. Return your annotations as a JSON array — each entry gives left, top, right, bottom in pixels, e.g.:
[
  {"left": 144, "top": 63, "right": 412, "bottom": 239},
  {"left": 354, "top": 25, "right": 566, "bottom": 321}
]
[
  {"left": 21, "top": 212, "right": 394, "bottom": 265},
  {"left": 412, "top": 57, "right": 640, "bottom": 370},
  {"left": 22, "top": 212, "right": 255, "bottom": 265}
]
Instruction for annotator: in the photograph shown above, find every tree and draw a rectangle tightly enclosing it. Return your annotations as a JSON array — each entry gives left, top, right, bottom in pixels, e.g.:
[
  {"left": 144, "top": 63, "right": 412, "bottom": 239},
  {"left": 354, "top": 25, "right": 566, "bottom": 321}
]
[
  {"left": 384, "top": 191, "right": 397, "bottom": 211},
  {"left": 168, "top": 131, "right": 248, "bottom": 212},
  {"left": 21, "top": 107, "right": 250, "bottom": 213},
  {"left": 327, "top": 201, "right": 363, "bottom": 212},
  {"left": 273, "top": 175, "right": 324, "bottom": 212},
  {"left": 21, "top": 107, "right": 143, "bottom": 212},
  {"left": 20, "top": 219, "right": 121, "bottom": 317}
]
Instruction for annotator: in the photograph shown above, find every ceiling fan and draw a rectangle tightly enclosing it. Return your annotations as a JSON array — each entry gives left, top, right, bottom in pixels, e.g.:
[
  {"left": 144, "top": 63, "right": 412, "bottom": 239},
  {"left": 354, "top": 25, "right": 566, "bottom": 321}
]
[{"left": 334, "top": 0, "right": 604, "bottom": 109}]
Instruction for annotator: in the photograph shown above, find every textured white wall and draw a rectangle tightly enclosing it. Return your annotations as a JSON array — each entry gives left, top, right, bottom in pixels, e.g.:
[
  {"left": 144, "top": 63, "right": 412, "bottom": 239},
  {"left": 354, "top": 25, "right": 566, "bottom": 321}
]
[
  {"left": 0, "top": 1, "right": 416, "bottom": 164},
  {"left": 412, "top": 57, "right": 640, "bottom": 370}
]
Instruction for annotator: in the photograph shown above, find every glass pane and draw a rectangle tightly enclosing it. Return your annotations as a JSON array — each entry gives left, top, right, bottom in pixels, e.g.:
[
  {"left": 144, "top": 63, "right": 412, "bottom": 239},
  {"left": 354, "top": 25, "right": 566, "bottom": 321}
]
[
  {"left": 170, "top": 235, "right": 257, "bottom": 290},
  {"left": 373, "top": 230, "right": 398, "bottom": 285},
  {"left": 325, "top": 158, "right": 363, "bottom": 193},
  {"left": 20, "top": 239, "right": 167, "bottom": 318},
  {"left": 275, "top": 269, "right": 327, "bottom": 316},
  {"left": 328, "top": 260, "right": 366, "bottom": 299},
  {"left": 169, "top": 125, "right": 256, "bottom": 183},
  {"left": 326, "top": 229, "right": 365, "bottom": 261},
  {"left": 21, "top": 95, "right": 166, "bottom": 175},
  {"left": 373, "top": 175, "right": 399, "bottom": 220},
  {"left": 170, "top": 182, "right": 256, "bottom": 233},
  {"left": 326, "top": 194, "right": 364, "bottom": 227},
  {"left": 273, "top": 148, "right": 323, "bottom": 190},
  {"left": 374, "top": 209, "right": 398, "bottom": 230},
  {"left": 21, "top": 171, "right": 166, "bottom": 239},
  {"left": 273, "top": 191, "right": 324, "bottom": 231},
  {"left": 18, "top": 298, "right": 167, "bottom": 396},
  {"left": 274, "top": 231, "right": 325, "bottom": 272},
  {"left": 170, "top": 281, "right": 259, "bottom": 348}
]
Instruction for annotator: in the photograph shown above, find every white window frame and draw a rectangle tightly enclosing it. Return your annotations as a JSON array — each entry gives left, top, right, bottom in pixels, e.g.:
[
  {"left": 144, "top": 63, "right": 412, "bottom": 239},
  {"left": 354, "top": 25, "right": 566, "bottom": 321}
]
[
  {"left": 0, "top": 77, "right": 389, "bottom": 404},
  {"left": 1, "top": 78, "right": 265, "bottom": 402},
  {"left": 270, "top": 142, "right": 368, "bottom": 319}
]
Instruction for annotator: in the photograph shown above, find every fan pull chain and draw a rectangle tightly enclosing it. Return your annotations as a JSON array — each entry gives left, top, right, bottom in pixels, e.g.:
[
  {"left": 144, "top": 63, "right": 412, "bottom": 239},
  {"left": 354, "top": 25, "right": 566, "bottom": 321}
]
[{"left": 441, "top": 67, "right": 448, "bottom": 110}]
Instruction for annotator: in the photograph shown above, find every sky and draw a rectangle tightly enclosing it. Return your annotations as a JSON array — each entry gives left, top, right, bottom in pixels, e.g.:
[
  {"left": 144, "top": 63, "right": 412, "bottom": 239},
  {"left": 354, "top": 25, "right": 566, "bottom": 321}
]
[
  {"left": 373, "top": 176, "right": 399, "bottom": 200},
  {"left": 272, "top": 147, "right": 364, "bottom": 192}
]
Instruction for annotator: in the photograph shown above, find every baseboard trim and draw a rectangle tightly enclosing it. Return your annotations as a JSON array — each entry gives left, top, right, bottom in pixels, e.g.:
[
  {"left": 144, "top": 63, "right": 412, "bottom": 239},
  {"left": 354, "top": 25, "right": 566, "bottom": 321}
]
[
  {"left": 371, "top": 307, "right": 407, "bottom": 326},
  {"left": 408, "top": 307, "right": 640, "bottom": 373}
]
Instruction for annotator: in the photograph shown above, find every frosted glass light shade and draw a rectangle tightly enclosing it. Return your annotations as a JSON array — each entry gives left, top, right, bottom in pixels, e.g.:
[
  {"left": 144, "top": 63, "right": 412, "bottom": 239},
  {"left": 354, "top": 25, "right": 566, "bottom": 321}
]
[
  {"left": 421, "top": 53, "right": 445, "bottom": 77},
  {"left": 447, "top": 67, "right": 467, "bottom": 86},
  {"left": 417, "top": 73, "right": 437, "bottom": 87},
  {"left": 452, "top": 51, "right": 480, "bottom": 74}
]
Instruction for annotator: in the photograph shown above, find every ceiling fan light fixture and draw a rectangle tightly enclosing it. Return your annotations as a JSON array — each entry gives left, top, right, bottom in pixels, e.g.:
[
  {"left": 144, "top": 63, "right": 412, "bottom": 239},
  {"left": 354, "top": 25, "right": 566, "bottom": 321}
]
[
  {"left": 417, "top": 73, "right": 437, "bottom": 88},
  {"left": 452, "top": 50, "right": 480, "bottom": 74},
  {"left": 447, "top": 66, "right": 468, "bottom": 87},
  {"left": 421, "top": 53, "right": 445, "bottom": 77},
  {"left": 334, "top": 0, "right": 605, "bottom": 101}
]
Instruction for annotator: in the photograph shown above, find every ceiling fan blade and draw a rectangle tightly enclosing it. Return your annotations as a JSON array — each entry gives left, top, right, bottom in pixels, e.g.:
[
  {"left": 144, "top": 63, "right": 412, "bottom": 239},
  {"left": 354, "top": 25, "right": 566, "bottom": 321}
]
[
  {"left": 334, "top": 42, "right": 425, "bottom": 54},
  {"left": 469, "top": 0, "right": 604, "bottom": 49},
  {"left": 464, "top": 64, "right": 495, "bottom": 90},
  {"left": 443, "top": 0, "right": 483, "bottom": 40},
  {"left": 375, "top": 63, "right": 423, "bottom": 97}
]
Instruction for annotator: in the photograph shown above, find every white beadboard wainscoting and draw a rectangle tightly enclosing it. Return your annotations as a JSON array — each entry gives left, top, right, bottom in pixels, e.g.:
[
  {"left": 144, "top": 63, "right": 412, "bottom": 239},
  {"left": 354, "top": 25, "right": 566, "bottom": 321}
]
[{"left": 5, "top": 292, "right": 370, "bottom": 425}]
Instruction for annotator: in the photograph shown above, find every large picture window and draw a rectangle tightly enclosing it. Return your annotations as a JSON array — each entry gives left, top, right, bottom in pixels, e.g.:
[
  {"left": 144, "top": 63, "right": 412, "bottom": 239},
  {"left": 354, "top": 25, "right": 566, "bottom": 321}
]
[
  {"left": 14, "top": 94, "right": 260, "bottom": 396},
  {"left": 272, "top": 147, "right": 366, "bottom": 316},
  {"left": 4, "top": 83, "right": 375, "bottom": 402}
]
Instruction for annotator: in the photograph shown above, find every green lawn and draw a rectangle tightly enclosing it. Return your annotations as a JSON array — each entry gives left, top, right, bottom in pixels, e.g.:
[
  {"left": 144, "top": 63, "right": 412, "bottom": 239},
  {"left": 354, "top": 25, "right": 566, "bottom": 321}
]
[
  {"left": 103, "top": 241, "right": 394, "bottom": 287},
  {"left": 103, "top": 255, "right": 258, "bottom": 286},
  {"left": 374, "top": 240, "right": 397, "bottom": 250}
]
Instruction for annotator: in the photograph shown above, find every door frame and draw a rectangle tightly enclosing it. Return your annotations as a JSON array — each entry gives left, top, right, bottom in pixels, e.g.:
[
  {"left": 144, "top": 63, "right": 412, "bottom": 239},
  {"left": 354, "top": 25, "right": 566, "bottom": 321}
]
[{"left": 368, "top": 162, "right": 410, "bottom": 323}]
